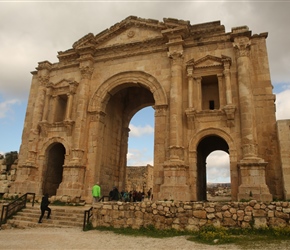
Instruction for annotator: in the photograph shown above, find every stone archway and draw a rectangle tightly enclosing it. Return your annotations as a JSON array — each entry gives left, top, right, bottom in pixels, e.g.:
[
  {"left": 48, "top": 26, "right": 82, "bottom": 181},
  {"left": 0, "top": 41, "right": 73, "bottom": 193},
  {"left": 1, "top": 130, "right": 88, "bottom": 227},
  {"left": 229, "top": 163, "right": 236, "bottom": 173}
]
[
  {"left": 42, "top": 143, "right": 65, "bottom": 196},
  {"left": 188, "top": 128, "right": 238, "bottom": 201},
  {"left": 87, "top": 71, "right": 168, "bottom": 197},
  {"left": 196, "top": 135, "right": 229, "bottom": 201}
]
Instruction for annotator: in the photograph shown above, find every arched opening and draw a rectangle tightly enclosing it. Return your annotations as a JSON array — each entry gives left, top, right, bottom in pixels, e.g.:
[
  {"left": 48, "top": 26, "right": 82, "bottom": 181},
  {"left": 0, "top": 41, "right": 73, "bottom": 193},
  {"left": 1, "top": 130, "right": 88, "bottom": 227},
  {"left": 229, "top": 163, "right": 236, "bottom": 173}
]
[
  {"left": 206, "top": 150, "right": 230, "bottom": 201},
  {"left": 126, "top": 106, "right": 154, "bottom": 194},
  {"left": 43, "top": 143, "right": 65, "bottom": 196},
  {"left": 100, "top": 85, "right": 155, "bottom": 196},
  {"left": 196, "top": 135, "right": 229, "bottom": 201}
]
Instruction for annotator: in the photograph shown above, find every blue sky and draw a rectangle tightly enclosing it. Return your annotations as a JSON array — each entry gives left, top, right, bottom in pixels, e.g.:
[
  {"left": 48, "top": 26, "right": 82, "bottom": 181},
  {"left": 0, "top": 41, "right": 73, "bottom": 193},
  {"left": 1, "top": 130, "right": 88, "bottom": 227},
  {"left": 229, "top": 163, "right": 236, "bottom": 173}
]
[{"left": 1, "top": 1, "right": 290, "bottom": 183}]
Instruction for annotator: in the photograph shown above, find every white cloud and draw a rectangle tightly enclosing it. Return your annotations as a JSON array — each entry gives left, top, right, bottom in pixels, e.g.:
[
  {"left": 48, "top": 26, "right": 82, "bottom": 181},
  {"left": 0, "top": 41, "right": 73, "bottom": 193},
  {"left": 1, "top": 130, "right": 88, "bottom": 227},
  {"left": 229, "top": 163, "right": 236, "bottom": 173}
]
[
  {"left": 207, "top": 151, "right": 230, "bottom": 183},
  {"left": 127, "top": 148, "right": 153, "bottom": 166},
  {"left": 129, "top": 124, "right": 154, "bottom": 137},
  {"left": 275, "top": 88, "right": 290, "bottom": 120},
  {"left": 0, "top": 99, "right": 21, "bottom": 119}
]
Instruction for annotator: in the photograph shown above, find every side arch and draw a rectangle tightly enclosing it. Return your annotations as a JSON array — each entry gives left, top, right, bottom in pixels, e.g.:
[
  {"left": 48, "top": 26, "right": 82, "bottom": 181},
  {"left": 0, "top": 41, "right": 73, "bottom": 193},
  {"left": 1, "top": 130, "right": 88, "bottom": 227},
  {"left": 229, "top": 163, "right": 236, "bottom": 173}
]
[
  {"left": 88, "top": 71, "right": 168, "bottom": 113},
  {"left": 188, "top": 128, "right": 238, "bottom": 201},
  {"left": 189, "top": 128, "right": 236, "bottom": 153},
  {"left": 39, "top": 137, "right": 70, "bottom": 160}
]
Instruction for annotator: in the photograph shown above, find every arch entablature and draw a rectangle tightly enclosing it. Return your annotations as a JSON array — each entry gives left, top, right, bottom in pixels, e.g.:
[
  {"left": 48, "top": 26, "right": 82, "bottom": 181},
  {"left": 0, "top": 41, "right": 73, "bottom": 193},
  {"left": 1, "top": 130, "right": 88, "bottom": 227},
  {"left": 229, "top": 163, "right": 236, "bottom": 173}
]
[
  {"left": 88, "top": 71, "right": 168, "bottom": 113},
  {"left": 39, "top": 137, "right": 70, "bottom": 157},
  {"left": 188, "top": 128, "right": 237, "bottom": 157}
]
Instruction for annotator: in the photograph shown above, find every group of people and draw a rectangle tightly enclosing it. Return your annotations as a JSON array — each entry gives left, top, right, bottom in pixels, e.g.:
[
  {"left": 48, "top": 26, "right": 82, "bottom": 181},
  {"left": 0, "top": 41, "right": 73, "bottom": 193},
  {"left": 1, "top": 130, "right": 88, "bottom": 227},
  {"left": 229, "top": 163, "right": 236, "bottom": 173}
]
[
  {"left": 109, "top": 186, "right": 153, "bottom": 202},
  {"left": 92, "top": 183, "right": 153, "bottom": 202},
  {"left": 36, "top": 183, "right": 152, "bottom": 224}
]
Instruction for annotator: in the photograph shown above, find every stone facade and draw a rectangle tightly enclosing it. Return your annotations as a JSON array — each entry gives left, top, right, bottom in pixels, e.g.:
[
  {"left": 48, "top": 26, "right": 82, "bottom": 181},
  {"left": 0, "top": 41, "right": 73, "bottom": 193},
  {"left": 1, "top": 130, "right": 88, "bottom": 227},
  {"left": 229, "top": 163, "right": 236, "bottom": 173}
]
[
  {"left": 91, "top": 200, "right": 290, "bottom": 230},
  {"left": 9, "top": 16, "right": 290, "bottom": 202}
]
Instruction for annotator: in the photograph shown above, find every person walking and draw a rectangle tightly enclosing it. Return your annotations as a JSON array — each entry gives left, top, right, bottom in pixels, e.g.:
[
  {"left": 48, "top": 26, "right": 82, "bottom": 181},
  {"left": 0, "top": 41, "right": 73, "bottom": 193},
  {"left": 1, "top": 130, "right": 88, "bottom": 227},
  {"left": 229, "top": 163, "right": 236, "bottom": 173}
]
[
  {"left": 38, "top": 193, "right": 51, "bottom": 223},
  {"left": 92, "top": 182, "right": 101, "bottom": 203}
]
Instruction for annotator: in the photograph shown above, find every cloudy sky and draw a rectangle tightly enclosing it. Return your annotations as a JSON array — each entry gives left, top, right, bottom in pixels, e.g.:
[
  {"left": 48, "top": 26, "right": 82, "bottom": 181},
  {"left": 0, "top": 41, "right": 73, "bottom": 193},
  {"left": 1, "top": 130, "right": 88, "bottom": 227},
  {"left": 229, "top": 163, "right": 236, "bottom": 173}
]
[{"left": 0, "top": 1, "right": 289, "bottom": 183}]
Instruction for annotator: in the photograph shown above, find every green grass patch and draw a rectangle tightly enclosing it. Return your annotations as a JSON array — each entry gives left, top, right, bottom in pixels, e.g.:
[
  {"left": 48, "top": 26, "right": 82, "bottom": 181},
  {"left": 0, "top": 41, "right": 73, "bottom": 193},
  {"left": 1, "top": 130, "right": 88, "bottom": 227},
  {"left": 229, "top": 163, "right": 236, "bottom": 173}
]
[
  {"left": 95, "top": 224, "right": 187, "bottom": 238},
  {"left": 92, "top": 224, "right": 290, "bottom": 246}
]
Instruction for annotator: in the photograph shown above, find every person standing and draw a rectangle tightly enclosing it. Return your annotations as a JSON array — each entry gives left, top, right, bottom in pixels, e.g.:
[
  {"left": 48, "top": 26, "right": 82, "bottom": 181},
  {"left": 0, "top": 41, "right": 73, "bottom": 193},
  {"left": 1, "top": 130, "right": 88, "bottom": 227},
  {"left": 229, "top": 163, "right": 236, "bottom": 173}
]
[
  {"left": 38, "top": 193, "right": 51, "bottom": 223},
  {"left": 92, "top": 182, "right": 101, "bottom": 203}
]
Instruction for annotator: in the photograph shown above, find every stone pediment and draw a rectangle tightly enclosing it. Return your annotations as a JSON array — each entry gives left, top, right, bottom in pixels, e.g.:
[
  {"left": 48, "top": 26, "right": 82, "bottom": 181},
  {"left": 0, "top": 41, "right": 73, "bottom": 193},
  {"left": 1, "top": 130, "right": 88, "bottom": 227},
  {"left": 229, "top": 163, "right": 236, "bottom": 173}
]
[
  {"left": 187, "top": 55, "right": 231, "bottom": 69},
  {"left": 73, "top": 16, "right": 166, "bottom": 51},
  {"left": 48, "top": 79, "right": 79, "bottom": 94}
]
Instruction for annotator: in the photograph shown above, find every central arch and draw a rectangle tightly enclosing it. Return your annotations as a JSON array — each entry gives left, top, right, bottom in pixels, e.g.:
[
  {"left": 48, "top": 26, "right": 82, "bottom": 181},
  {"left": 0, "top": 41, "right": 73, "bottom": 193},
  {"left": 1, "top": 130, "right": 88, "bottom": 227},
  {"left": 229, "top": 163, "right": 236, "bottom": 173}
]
[
  {"left": 88, "top": 71, "right": 168, "bottom": 197},
  {"left": 88, "top": 71, "right": 168, "bottom": 113}
]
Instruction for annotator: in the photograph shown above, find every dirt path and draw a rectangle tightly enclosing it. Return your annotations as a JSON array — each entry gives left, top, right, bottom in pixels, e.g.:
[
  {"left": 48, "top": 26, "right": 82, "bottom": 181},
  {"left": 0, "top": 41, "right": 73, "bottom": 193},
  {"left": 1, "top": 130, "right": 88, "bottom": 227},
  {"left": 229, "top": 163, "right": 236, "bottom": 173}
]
[
  {"left": 1, "top": 227, "right": 290, "bottom": 250},
  {"left": 0, "top": 227, "right": 237, "bottom": 250}
]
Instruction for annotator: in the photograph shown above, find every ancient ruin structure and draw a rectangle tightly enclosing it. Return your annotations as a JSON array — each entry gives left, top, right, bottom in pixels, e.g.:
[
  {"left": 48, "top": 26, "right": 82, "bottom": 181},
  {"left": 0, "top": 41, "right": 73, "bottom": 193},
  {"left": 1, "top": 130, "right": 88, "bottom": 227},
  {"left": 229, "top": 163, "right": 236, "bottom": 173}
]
[{"left": 10, "top": 16, "right": 290, "bottom": 202}]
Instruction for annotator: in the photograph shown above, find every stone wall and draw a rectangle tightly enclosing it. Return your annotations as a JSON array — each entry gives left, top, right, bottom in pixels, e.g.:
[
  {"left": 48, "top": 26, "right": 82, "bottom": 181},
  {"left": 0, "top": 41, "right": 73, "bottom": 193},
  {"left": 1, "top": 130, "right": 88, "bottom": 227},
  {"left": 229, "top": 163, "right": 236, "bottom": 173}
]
[
  {"left": 91, "top": 200, "right": 290, "bottom": 230},
  {"left": 0, "top": 158, "right": 17, "bottom": 194},
  {"left": 126, "top": 165, "right": 153, "bottom": 192}
]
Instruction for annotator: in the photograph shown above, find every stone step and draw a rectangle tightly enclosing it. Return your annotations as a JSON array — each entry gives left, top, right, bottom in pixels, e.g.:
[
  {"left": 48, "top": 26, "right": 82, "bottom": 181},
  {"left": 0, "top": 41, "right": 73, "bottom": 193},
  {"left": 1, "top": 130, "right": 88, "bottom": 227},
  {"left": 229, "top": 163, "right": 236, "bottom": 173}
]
[{"left": 3, "top": 205, "right": 91, "bottom": 229}]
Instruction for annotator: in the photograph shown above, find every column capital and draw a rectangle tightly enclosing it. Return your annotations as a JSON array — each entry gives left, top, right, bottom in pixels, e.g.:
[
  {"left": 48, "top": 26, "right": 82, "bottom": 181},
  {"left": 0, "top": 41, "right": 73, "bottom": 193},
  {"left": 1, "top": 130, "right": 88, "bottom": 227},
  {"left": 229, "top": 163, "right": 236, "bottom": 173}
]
[
  {"left": 187, "top": 65, "right": 194, "bottom": 77},
  {"left": 153, "top": 104, "right": 168, "bottom": 117},
  {"left": 38, "top": 75, "right": 50, "bottom": 86},
  {"left": 80, "top": 65, "right": 94, "bottom": 79},
  {"left": 69, "top": 81, "right": 79, "bottom": 94},
  {"left": 233, "top": 36, "right": 251, "bottom": 58},
  {"left": 168, "top": 51, "right": 183, "bottom": 65}
]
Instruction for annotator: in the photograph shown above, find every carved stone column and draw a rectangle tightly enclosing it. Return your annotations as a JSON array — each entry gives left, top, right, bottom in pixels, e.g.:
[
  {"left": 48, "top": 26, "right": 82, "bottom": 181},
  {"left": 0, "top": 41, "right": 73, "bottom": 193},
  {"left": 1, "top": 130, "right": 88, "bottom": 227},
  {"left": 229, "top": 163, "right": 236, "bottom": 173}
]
[
  {"left": 26, "top": 61, "right": 52, "bottom": 166},
  {"left": 223, "top": 61, "right": 233, "bottom": 105},
  {"left": 234, "top": 36, "right": 258, "bottom": 158},
  {"left": 217, "top": 73, "right": 225, "bottom": 108},
  {"left": 168, "top": 51, "right": 184, "bottom": 160},
  {"left": 160, "top": 27, "right": 190, "bottom": 201},
  {"left": 187, "top": 66, "right": 194, "bottom": 109},
  {"left": 195, "top": 77, "right": 202, "bottom": 111},
  {"left": 70, "top": 54, "right": 94, "bottom": 165},
  {"left": 153, "top": 105, "right": 168, "bottom": 198},
  {"left": 42, "top": 86, "right": 52, "bottom": 122},
  {"left": 233, "top": 34, "right": 272, "bottom": 201},
  {"left": 85, "top": 110, "right": 106, "bottom": 200}
]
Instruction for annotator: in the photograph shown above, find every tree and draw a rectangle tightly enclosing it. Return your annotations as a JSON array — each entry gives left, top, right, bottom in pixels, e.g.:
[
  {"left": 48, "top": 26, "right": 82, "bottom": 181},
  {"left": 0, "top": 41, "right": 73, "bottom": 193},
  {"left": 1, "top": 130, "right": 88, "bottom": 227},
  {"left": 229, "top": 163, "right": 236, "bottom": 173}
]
[{"left": 3, "top": 151, "right": 18, "bottom": 172}]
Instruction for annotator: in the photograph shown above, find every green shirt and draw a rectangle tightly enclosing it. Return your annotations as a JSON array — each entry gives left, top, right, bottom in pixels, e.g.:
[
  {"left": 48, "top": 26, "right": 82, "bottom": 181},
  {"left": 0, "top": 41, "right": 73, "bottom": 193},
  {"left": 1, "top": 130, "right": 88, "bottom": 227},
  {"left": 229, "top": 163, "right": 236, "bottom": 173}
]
[{"left": 92, "top": 184, "right": 101, "bottom": 197}]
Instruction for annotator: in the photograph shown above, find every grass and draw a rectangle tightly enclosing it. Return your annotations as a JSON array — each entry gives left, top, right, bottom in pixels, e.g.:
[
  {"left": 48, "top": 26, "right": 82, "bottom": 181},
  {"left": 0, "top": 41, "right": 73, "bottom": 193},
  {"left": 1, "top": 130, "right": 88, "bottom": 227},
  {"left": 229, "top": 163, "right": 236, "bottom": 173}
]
[{"left": 91, "top": 224, "right": 290, "bottom": 247}]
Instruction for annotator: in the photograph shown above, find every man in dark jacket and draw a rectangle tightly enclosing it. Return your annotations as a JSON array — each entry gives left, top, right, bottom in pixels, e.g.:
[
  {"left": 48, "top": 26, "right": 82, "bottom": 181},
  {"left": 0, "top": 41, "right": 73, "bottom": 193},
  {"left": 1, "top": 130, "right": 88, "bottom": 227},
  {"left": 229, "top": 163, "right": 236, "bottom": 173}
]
[
  {"left": 109, "top": 186, "right": 120, "bottom": 201},
  {"left": 38, "top": 193, "right": 51, "bottom": 223}
]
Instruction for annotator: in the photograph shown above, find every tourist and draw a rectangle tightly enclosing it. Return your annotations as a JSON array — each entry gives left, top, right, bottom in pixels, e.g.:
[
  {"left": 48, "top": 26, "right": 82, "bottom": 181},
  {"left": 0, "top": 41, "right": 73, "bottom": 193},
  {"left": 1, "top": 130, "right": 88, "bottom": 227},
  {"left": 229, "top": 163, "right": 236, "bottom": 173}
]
[
  {"left": 147, "top": 188, "right": 152, "bottom": 200},
  {"left": 38, "top": 193, "right": 51, "bottom": 223},
  {"left": 109, "top": 186, "right": 120, "bottom": 201},
  {"left": 92, "top": 182, "right": 101, "bottom": 203}
]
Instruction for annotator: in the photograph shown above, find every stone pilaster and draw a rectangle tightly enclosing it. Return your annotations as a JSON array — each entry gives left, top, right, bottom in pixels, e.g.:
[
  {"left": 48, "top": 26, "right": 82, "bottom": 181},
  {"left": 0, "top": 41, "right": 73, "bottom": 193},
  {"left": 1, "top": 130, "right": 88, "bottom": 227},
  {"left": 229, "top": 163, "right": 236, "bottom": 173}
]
[
  {"left": 70, "top": 54, "right": 94, "bottom": 165},
  {"left": 168, "top": 51, "right": 184, "bottom": 160},
  {"left": 26, "top": 61, "right": 52, "bottom": 167},
  {"left": 195, "top": 77, "right": 202, "bottom": 111},
  {"left": 160, "top": 27, "right": 189, "bottom": 201},
  {"left": 187, "top": 66, "right": 194, "bottom": 109},
  {"left": 85, "top": 110, "right": 106, "bottom": 199},
  {"left": 153, "top": 105, "right": 168, "bottom": 197},
  {"left": 233, "top": 33, "right": 272, "bottom": 201},
  {"left": 42, "top": 86, "right": 52, "bottom": 122}
]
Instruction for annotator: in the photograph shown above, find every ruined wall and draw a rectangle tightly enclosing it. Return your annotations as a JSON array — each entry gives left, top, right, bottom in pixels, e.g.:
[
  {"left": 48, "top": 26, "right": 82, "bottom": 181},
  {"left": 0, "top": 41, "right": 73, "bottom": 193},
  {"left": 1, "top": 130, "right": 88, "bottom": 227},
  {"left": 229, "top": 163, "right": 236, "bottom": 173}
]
[
  {"left": 92, "top": 200, "right": 290, "bottom": 231},
  {"left": 126, "top": 165, "right": 153, "bottom": 192}
]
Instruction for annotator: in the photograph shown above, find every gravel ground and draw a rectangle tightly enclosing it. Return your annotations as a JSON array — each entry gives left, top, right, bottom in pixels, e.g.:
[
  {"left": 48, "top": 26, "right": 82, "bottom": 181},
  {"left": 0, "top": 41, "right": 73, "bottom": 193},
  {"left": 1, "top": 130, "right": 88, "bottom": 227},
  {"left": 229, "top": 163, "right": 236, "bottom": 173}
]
[
  {"left": 1, "top": 227, "right": 290, "bottom": 250},
  {"left": 0, "top": 227, "right": 236, "bottom": 250}
]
